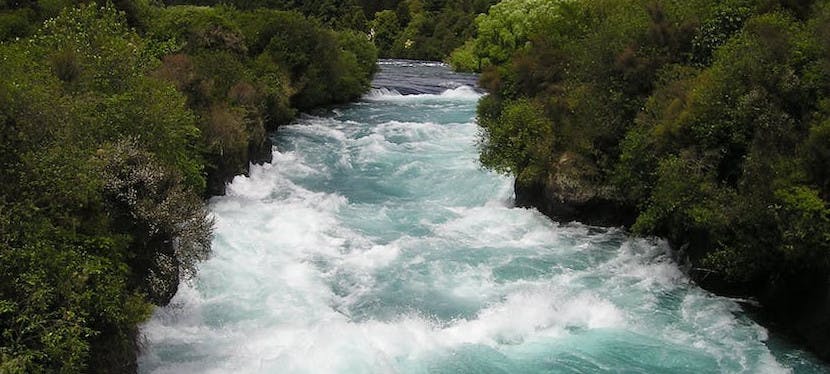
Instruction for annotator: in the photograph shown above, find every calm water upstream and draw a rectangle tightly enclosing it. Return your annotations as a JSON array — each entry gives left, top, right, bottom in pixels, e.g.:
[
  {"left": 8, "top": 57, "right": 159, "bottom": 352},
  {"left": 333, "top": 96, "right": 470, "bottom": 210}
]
[{"left": 139, "top": 60, "right": 829, "bottom": 373}]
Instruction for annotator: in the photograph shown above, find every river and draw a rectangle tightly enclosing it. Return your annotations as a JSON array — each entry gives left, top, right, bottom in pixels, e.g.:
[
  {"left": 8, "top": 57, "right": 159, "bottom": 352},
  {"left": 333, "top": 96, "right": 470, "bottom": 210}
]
[{"left": 138, "top": 60, "right": 828, "bottom": 373}]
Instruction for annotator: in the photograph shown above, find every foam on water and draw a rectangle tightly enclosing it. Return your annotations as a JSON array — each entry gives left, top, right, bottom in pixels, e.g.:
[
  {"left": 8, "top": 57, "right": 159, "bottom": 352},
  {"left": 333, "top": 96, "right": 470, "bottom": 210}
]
[
  {"left": 364, "top": 86, "right": 482, "bottom": 102},
  {"left": 139, "top": 61, "right": 828, "bottom": 373}
]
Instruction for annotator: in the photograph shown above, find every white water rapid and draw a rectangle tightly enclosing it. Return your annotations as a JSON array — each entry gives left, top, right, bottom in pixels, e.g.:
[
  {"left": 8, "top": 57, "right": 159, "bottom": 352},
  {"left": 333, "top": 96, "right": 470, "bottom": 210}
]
[{"left": 138, "top": 60, "right": 827, "bottom": 374}]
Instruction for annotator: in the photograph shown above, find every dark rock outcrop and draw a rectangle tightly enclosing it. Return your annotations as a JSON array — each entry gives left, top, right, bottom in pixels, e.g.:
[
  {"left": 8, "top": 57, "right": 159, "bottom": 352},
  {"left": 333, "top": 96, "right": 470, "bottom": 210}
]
[
  {"left": 514, "top": 152, "right": 637, "bottom": 227},
  {"left": 756, "top": 273, "right": 830, "bottom": 361},
  {"left": 514, "top": 177, "right": 637, "bottom": 227},
  {"left": 205, "top": 134, "right": 274, "bottom": 196}
]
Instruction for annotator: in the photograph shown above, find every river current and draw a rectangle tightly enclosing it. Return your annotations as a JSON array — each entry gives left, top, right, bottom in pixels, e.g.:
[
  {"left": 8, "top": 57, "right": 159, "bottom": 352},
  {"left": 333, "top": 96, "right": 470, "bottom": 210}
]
[{"left": 139, "top": 60, "right": 828, "bottom": 373}]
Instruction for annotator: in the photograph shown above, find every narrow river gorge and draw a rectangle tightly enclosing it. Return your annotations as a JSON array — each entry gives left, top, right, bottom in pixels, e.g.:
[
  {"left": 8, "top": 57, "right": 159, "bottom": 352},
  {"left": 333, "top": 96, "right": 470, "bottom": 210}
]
[{"left": 138, "top": 60, "right": 828, "bottom": 373}]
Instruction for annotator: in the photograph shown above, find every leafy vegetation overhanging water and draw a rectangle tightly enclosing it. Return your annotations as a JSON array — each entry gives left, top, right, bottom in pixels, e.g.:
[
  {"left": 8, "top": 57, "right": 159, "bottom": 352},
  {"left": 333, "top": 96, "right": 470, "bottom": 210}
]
[
  {"left": 0, "top": 4, "right": 378, "bottom": 371},
  {"left": 139, "top": 61, "right": 829, "bottom": 373}
]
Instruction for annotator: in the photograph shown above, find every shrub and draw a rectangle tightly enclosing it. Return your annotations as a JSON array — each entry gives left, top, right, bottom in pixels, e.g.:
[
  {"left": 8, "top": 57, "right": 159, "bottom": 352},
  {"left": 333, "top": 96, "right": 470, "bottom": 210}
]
[
  {"left": 0, "top": 8, "right": 36, "bottom": 41},
  {"left": 369, "top": 10, "right": 400, "bottom": 56},
  {"left": 478, "top": 98, "right": 554, "bottom": 181},
  {"left": 97, "top": 140, "right": 212, "bottom": 296},
  {"left": 150, "top": 6, "right": 247, "bottom": 54},
  {"left": 448, "top": 39, "right": 479, "bottom": 72}
]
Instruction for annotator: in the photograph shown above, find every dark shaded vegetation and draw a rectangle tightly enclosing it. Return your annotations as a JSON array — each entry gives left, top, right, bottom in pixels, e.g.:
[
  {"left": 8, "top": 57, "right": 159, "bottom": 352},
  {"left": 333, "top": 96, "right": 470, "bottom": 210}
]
[
  {"left": 126, "top": 0, "right": 499, "bottom": 61},
  {"left": 0, "top": 2, "right": 376, "bottom": 372},
  {"left": 365, "top": 0, "right": 499, "bottom": 60},
  {"left": 470, "top": 0, "right": 830, "bottom": 360}
]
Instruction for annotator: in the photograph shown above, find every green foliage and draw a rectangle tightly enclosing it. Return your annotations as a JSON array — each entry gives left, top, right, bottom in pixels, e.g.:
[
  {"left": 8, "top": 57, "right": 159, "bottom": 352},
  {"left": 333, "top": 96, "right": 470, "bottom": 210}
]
[
  {"left": 0, "top": 5, "right": 214, "bottom": 370},
  {"left": 369, "top": 9, "right": 400, "bottom": 56},
  {"left": 0, "top": 8, "right": 36, "bottom": 41},
  {"left": 250, "top": 53, "right": 296, "bottom": 127},
  {"left": 478, "top": 98, "right": 554, "bottom": 181},
  {"left": 334, "top": 29, "right": 379, "bottom": 98},
  {"left": 364, "top": 0, "right": 498, "bottom": 60},
  {"left": 774, "top": 186, "right": 830, "bottom": 262},
  {"left": 804, "top": 118, "right": 830, "bottom": 193},
  {"left": 148, "top": 6, "right": 376, "bottom": 194},
  {"left": 258, "top": 13, "right": 337, "bottom": 105},
  {"left": 149, "top": 5, "right": 247, "bottom": 54},
  {"left": 173, "top": 0, "right": 370, "bottom": 30},
  {"left": 0, "top": 1, "right": 377, "bottom": 371},
  {"left": 691, "top": 3, "right": 754, "bottom": 65},
  {"left": 223, "top": 8, "right": 376, "bottom": 110},
  {"left": 148, "top": 0, "right": 486, "bottom": 61},
  {"left": 632, "top": 155, "right": 735, "bottom": 240},
  {"left": 0, "top": 232, "right": 136, "bottom": 373},
  {"left": 471, "top": 0, "right": 568, "bottom": 66},
  {"left": 447, "top": 39, "right": 478, "bottom": 71},
  {"left": 475, "top": 0, "right": 830, "bottom": 295}
]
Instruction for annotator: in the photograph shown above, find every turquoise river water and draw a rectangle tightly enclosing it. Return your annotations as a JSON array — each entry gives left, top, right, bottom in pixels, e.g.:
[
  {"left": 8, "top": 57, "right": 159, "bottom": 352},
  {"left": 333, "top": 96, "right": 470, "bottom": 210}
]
[{"left": 138, "top": 60, "right": 829, "bottom": 373}]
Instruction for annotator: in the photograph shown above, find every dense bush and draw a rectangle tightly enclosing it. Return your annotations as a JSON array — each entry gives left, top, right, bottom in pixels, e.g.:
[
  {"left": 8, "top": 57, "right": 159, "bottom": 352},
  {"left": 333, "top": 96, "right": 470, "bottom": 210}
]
[
  {"left": 478, "top": 98, "right": 554, "bottom": 182},
  {"left": 364, "top": 0, "right": 498, "bottom": 60},
  {"left": 0, "top": 5, "right": 208, "bottom": 371},
  {"left": 145, "top": 5, "right": 376, "bottom": 194},
  {"left": 472, "top": 0, "right": 830, "bottom": 332},
  {"left": 0, "top": 1, "right": 377, "bottom": 371},
  {"left": 141, "top": 0, "right": 494, "bottom": 62},
  {"left": 0, "top": 0, "right": 155, "bottom": 41}
]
